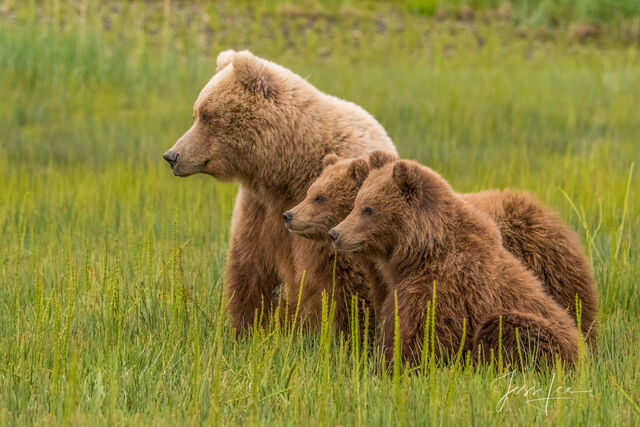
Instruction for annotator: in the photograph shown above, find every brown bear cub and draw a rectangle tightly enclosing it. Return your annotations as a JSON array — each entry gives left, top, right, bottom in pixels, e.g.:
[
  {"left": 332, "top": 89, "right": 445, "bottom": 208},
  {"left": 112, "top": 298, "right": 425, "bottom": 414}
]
[
  {"left": 329, "top": 159, "right": 580, "bottom": 368},
  {"left": 288, "top": 151, "right": 598, "bottom": 345},
  {"left": 285, "top": 157, "right": 376, "bottom": 339},
  {"left": 284, "top": 154, "right": 388, "bottom": 313}
]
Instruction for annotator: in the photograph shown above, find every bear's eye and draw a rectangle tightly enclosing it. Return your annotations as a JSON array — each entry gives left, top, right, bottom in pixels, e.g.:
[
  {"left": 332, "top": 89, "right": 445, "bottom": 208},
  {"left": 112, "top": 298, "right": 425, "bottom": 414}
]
[
  {"left": 200, "top": 113, "right": 210, "bottom": 123},
  {"left": 315, "top": 195, "right": 325, "bottom": 203},
  {"left": 362, "top": 207, "right": 373, "bottom": 216}
]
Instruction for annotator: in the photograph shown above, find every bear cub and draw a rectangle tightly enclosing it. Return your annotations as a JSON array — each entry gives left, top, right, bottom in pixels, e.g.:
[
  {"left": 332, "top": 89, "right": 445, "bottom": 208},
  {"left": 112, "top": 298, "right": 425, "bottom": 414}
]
[
  {"left": 330, "top": 159, "right": 581, "bottom": 367},
  {"left": 288, "top": 152, "right": 597, "bottom": 345},
  {"left": 284, "top": 154, "right": 388, "bottom": 313}
]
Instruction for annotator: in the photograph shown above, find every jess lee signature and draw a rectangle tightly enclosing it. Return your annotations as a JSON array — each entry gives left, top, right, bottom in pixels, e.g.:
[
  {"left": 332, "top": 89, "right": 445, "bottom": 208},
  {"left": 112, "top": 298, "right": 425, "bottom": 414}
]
[{"left": 491, "top": 370, "right": 593, "bottom": 415}]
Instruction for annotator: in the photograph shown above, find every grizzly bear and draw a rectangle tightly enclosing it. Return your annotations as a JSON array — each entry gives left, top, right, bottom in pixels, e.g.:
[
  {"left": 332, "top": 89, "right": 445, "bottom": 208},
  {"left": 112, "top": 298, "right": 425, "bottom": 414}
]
[
  {"left": 329, "top": 159, "right": 580, "bottom": 367},
  {"left": 162, "top": 50, "right": 396, "bottom": 336},
  {"left": 287, "top": 151, "right": 597, "bottom": 344}
]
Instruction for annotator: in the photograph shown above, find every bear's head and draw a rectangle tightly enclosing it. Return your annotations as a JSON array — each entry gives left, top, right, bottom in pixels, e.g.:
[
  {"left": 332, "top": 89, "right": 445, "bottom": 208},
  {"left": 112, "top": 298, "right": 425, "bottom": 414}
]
[
  {"left": 163, "top": 50, "right": 307, "bottom": 184},
  {"left": 282, "top": 154, "right": 365, "bottom": 239},
  {"left": 283, "top": 151, "right": 397, "bottom": 240},
  {"left": 329, "top": 158, "right": 456, "bottom": 257}
]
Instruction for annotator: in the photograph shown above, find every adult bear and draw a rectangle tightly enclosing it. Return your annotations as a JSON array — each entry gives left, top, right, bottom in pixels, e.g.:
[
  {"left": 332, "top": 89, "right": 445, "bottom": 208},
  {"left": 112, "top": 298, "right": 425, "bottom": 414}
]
[{"left": 163, "top": 50, "right": 396, "bottom": 336}]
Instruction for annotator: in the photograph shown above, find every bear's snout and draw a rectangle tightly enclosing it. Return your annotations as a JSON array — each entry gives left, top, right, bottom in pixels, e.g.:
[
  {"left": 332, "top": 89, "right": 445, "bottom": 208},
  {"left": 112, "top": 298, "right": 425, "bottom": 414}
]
[
  {"left": 328, "top": 229, "right": 339, "bottom": 241},
  {"left": 163, "top": 150, "right": 179, "bottom": 166},
  {"left": 282, "top": 211, "right": 293, "bottom": 224}
]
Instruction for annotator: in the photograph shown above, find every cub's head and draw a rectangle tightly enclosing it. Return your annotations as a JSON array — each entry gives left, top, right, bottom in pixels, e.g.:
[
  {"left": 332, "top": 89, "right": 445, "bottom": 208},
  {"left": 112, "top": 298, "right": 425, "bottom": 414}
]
[
  {"left": 283, "top": 151, "right": 396, "bottom": 240},
  {"left": 163, "top": 50, "right": 291, "bottom": 179},
  {"left": 329, "top": 158, "right": 455, "bottom": 256}
]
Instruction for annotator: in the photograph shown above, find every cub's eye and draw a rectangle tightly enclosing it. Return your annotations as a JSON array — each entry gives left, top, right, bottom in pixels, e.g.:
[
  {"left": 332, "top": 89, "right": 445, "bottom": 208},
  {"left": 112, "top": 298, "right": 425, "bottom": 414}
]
[
  {"left": 362, "top": 207, "right": 373, "bottom": 216},
  {"left": 200, "top": 113, "right": 210, "bottom": 123},
  {"left": 314, "top": 195, "right": 325, "bottom": 203}
]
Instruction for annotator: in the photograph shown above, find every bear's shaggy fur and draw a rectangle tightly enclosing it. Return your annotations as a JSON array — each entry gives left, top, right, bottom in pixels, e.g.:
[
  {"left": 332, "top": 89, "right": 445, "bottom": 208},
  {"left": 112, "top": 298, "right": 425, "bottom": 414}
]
[
  {"left": 289, "top": 151, "right": 597, "bottom": 344},
  {"left": 330, "top": 159, "right": 580, "bottom": 367},
  {"left": 163, "top": 50, "right": 396, "bottom": 335},
  {"left": 461, "top": 190, "right": 598, "bottom": 343}
]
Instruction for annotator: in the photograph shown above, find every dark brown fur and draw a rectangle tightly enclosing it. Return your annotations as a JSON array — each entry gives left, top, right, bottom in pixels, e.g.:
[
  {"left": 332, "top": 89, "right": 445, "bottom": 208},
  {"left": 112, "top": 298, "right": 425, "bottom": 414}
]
[
  {"left": 472, "top": 311, "right": 578, "bottom": 367},
  {"left": 461, "top": 191, "right": 598, "bottom": 344},
  {"left": 331, "top": 159, "right": 580, "bottom": 368},
  {"left": 284, "top": 155, "right": 388, "bottom": 315},
  {"left": 289, "top": 151, "right": 597, "bottom": 346}
]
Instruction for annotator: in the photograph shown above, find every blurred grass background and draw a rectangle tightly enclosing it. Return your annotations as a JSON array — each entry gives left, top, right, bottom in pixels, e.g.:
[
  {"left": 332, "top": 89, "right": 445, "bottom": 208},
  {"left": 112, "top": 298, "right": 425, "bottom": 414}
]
[{"left": 1, "top": 0, "right": 639, "bottom": 425}]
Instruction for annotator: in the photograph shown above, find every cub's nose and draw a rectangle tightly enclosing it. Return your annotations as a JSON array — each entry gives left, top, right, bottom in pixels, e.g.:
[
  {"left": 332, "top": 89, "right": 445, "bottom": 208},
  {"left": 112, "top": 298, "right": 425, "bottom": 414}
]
[
  {"left": 328, "top": 229, "right": 339, "bottom": 241},
  {"left": 282, "top": 211, "right": 293, "bottom": 224},
  {"left": 163, "top": 151, "right": 179, "bottom": 165}
]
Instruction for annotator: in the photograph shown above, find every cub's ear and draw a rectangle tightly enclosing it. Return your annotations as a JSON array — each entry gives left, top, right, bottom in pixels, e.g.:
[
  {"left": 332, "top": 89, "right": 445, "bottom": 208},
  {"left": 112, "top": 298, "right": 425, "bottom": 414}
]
[
  {"left": 322, "top": 153, "right": 340, "bottom": 168},
  {"left": 216, "top": 49, "right": 236, "bottom": 72},
  {"left": 369, "top": 150, "right": 397, "bottom": 169},
  {"left": 232, "top": 50, "right": 279, "bottom": 98},
  {"left": 392, "top": 160, "right": 422, "bottom": 202},
  {"left": 348, "top": 159, "right": 369, "bottom": 183}
]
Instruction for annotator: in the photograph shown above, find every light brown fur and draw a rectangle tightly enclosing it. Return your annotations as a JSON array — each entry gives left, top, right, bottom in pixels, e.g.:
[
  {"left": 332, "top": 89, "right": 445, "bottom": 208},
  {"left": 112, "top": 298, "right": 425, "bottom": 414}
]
[
  {"left": 331, "top": 159, "right": 580, "bottom": 368},
  {"left": 163, "top": 50, "right": 396, "bottom": 336}
]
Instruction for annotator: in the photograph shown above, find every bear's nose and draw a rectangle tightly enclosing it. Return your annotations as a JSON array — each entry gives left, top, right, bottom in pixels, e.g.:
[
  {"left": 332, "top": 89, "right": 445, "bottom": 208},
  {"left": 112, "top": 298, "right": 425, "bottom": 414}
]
[
  {"left": 328, "top": 229, "right": 339, "bottom": 241},
  {"left": 163, "top": 151, "right": 179, "bottom": 165},
  {"left": 282, "top": 211, "right": 293, "bottom": 224}
]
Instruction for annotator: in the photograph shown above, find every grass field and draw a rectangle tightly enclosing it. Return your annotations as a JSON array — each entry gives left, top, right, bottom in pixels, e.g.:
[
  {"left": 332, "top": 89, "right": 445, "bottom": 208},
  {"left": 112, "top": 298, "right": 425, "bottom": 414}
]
[{"left": 1, "top": 0, "right": 639, "bottom": 425}]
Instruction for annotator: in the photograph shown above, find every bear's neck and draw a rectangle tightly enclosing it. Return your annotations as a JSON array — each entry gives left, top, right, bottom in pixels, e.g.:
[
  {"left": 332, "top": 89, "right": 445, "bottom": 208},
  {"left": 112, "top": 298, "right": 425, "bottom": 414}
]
[
  {"left": 239, "top": 143, "right": 327, "bottom": 210},
  {"left": 239, "top": 102, "right": 341, "bottom": 208},
  {"left": 237, "top": 91, "right": 393, "bottom": 210}
]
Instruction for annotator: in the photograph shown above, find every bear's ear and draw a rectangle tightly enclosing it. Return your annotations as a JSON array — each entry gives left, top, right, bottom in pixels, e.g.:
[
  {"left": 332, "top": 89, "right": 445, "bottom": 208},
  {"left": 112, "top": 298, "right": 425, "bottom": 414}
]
[
  {"left": 369, "top": 150, "right": 397, "bottom": 169},
  {"left": 216, "top": 49, "right": 236, "bottom": 72},
  {"left": 348, "top": 159, "right": 369, "bottom": 183},
  {"left": 322, "top": 153, "right": 340, "bottom": 168},
  {"left": 232, "top": 50, "right": 279, "bottom": 98},
  {"left": 392, "top": 160, "right": 423, "bottom": 202}
]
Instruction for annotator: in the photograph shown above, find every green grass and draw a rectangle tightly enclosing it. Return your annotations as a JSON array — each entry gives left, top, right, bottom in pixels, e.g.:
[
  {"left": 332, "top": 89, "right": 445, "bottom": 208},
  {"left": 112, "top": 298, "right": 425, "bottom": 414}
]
[
  {"left": 435, "top": 0, "right": 640, "bottom": 24},
  {"left": 1, "top": 0, "right": 639, "bottom": 425}
]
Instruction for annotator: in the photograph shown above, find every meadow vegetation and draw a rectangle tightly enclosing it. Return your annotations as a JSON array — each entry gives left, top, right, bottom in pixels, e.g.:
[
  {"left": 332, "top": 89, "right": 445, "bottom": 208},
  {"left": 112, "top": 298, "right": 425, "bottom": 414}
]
[{"left": 0, "top": 0, "right": 639, "bottom": 424}]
